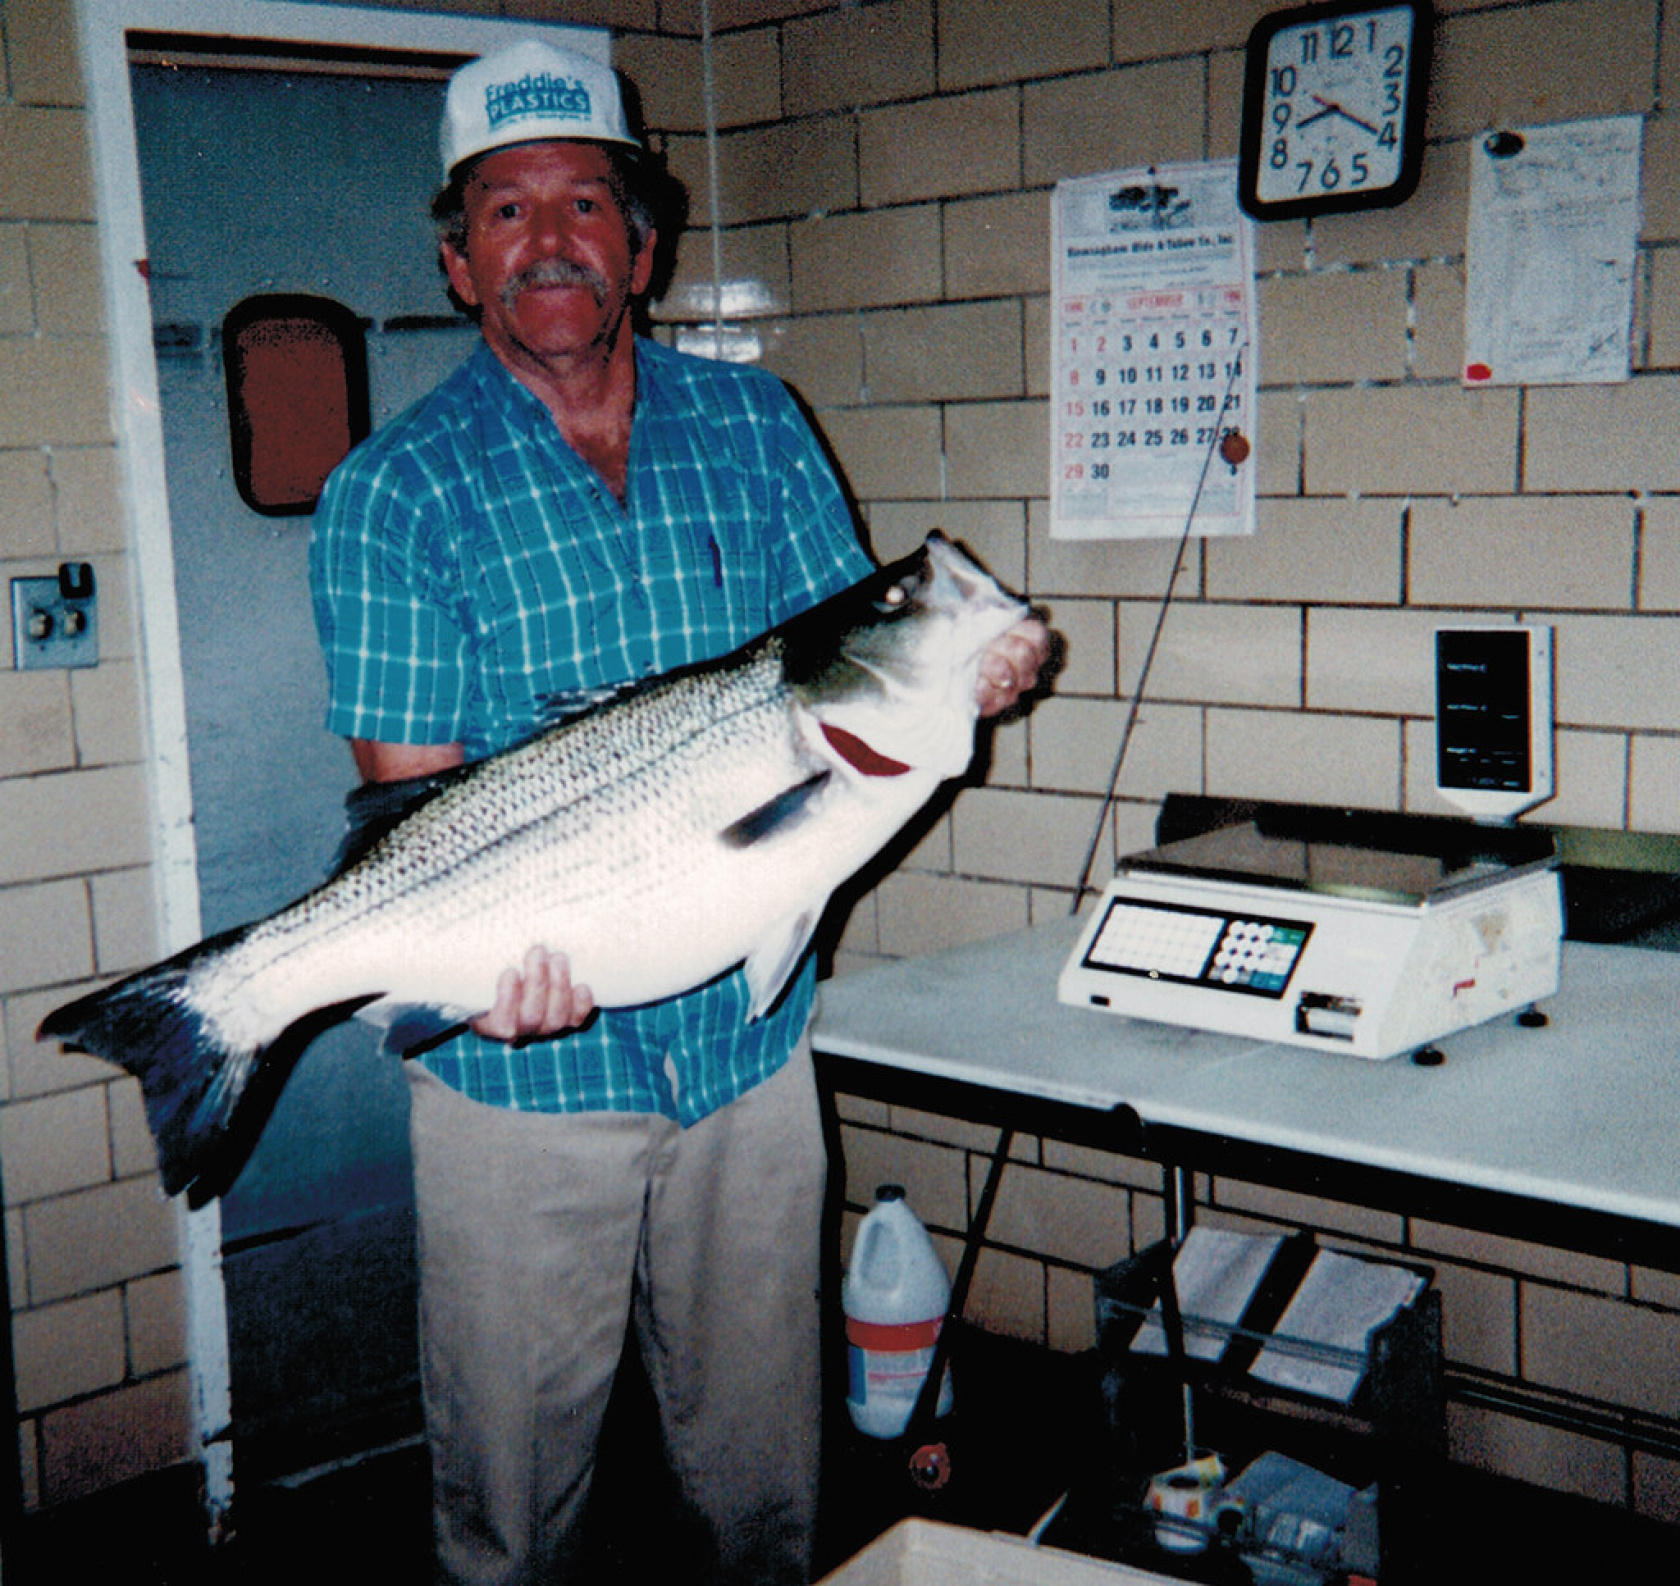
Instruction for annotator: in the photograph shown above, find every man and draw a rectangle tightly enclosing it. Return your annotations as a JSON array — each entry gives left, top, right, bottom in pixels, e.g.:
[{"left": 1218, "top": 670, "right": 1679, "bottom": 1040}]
[{"left": 310, "top": 38, "right": 1046, "bottom": 1586}]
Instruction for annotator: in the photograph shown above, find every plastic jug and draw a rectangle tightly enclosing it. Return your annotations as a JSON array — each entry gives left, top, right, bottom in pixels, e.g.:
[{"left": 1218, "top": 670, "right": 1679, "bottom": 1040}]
[{"left": 842, "top": 1184, "right": 955, "bottom": 1439}]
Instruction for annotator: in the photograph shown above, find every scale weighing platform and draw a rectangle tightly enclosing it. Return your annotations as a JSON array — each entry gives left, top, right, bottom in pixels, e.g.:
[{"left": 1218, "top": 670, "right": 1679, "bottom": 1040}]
[{"left": 1059, "top": 808, "right": 1563, "bottom": 1059}]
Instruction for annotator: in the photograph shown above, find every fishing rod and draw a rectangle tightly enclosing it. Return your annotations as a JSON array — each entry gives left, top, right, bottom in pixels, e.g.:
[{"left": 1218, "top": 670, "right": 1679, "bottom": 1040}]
[{"left": 1067, "top": 339, "right": 1253, "bottom": 916}]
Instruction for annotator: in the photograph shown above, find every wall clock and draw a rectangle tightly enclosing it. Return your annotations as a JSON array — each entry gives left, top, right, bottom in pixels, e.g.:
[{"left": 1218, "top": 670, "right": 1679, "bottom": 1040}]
[{"left": 1238, "top": 0, "right": 1433, "bottom": 221}]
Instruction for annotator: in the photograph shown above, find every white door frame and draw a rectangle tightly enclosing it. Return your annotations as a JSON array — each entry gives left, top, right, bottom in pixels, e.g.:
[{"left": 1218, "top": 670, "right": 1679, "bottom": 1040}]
[{"left": 74, "top": 0, "right": 608, "bottom": 1529}]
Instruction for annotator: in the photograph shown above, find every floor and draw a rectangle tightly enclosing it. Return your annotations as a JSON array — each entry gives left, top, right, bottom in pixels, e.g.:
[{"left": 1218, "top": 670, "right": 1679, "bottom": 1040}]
[{"left": 5, "top": 1330, "right": 1677, "bottom": 1584}]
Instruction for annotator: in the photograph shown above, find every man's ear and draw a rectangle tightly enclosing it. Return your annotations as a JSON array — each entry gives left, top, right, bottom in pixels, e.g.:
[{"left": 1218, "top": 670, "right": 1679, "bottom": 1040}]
[
  {"left": 441, "top": 241, "right": 480, "bottom": 309},
  {"left": 631, "top": 229, "right": 658, "bottom": 298}
]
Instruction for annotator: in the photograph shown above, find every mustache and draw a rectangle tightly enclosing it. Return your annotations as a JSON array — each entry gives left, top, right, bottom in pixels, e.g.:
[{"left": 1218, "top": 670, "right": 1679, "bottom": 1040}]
[{"left": 501, "top": 257, "right": 611, "bottom": 309}]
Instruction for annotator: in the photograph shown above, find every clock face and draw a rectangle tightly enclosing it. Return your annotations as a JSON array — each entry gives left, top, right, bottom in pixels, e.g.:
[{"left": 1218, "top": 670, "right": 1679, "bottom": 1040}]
[{"left": 1239, "top": 1, "right": 1431, "bottom": 220}]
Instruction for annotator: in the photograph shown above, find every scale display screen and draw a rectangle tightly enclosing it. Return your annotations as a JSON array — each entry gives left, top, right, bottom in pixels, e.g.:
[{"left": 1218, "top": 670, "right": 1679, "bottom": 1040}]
[{"left": 1079, "top": 898, "right": 1314, "bottom": 999}]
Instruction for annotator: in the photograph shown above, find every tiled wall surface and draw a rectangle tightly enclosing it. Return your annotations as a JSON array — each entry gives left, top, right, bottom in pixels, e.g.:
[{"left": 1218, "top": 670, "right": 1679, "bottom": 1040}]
[{"left": 4, "top": 0, "right": 1680, "bottom": 1524}]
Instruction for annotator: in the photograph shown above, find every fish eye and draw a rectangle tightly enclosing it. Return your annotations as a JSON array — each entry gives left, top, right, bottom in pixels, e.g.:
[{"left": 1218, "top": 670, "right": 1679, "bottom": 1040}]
[{"left": 883, "top": 584, "right": 907, "bottom": 606}]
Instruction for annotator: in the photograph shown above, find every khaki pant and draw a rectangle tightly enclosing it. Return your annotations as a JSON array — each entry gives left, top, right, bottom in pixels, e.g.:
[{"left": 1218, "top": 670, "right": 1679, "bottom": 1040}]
[{"left": 407, "top": 1038, "right": 826, "bottom": 1586}]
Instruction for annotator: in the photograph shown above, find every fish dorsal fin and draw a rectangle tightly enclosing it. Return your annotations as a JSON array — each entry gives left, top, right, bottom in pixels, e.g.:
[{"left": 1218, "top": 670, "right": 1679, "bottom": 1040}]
[
  {"left": 533, "top": 680, "right": 644, "bottom": 731},
  {"left": 742, "top": 907, "right": 820, "bottom": 1021},
  {"left": 720, "top": 770, "right": 831, "bottom": 849},
  {"left": 331, "top": 767, "right": 469, "bottom": 876}
]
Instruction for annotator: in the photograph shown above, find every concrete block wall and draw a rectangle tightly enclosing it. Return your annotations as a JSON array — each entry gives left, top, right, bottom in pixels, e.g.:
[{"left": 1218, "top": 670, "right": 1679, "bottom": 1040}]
[
  {"left": 4, "top": 0, "right": 1680, "bottom": 1524},
  {"left": 620, "top": 0, "right": 1680, "bottom": 1522}
]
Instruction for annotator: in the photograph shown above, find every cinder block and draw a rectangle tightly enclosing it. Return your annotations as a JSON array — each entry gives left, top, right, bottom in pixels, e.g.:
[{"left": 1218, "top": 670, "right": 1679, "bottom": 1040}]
[
  {"left": 1552, "top": 612, "right": 1680, "bottom": 730},
  {"left": 1205, "top": 1179, "right": 1404, "bottom": 1246},
  {"left": 11, "top": 1290, "right": 124, "bottom": 1413},
  {"left": 814, "top": 402, "right": 943, "bottom": 500},
  {"left": 710, "top": 117, "right": 858, "bottom": 228},
  {"left": 1029, "top": 505, "right": 1200, "bottom": 600},
  {"left": 1039, "top": 596, "right": 1115, "bottom": 695},
  {"left": 125, "top": 1268, "right": 189, "bottom": 1378},
  {"left": 950, "top": 785, "right": 1102, "bottom": 886},
  {"left": 1208, "top": 497, "right": 1402, "bottom": 604},
  {"left": 1524, "top": 1281, "right": 1680, "bottom": 1411},
  {"left": 90, "top": 862, "right": 160, "bottom": 977},
  {"left": 1525, "top": 377, "right": 1680, "bottom": 493},
  {"left": 0, "top": 449, "right": 56, "bottom": 555},
  {"left": 0, "top": 765, "right": 151, "bottom": 887},
  {"left": 0, "top": 1084, "right": 110, "bottom": 1204},
  {"left": 0, "top": 669, "right": 75, "bottom": 778},
  {"left": 1302, "top": 385, "right": 1520, "bottom": 496},
  {"left": 837, "top": 1122, "right": 968, "bottom": 1232},
  {"left": 1125, "top": 0, "right": 1271, "bottom": 64},
  {"left": 1207, "top": 707, "right": 1400, "bottom": 806},
  {"left": 1412, "top": 496, "right": 1636, "bottom": 611},
  {"left": 4, "top": 0, "right": 86, "bottom": 107},
  {"left": 28, "top": 223, "right": 103, "bottom": 338},
  {"left": 1648, "top": 248, "right": 1680, "bottom": 370},
  {"left": 980, "top": 1159, "right": 1130, "bottom": 1270},
  {"left": 36, "top": 1370, "right": 195, "bottom": 1506},
  {"left": 945, "top": 191, "right": 1049, "bottom": 301},
  {"left": 861, "top": 300, "right": 1022, "bottom": 404},
  {"left": 1255, "top": 390, "right": 1300, "bottom": 497},
  {"left": 48, "top": 446, "right": 124, "bottom": 552},
  {"left": 1410, "top": 262, "right": 1467, "bottom": 382},
  {"left": 1306, "top": 607, "right": 1441, "bottom": 715},
  {"left": 1633, "top": 1449, "right": 1680, "bottom": 1524},
  {"left": 783, "top": 0, "right": 936, "bottom": 117},
  {"left": 23, "top": 1175, "right": 179, "bottom": 1304},
  {"left": 1119, "top": 599, "right": 1301, "bottom": 707},
  {"left": 1259, "top": 269, "right": 1409, "bottom": 386},
  {"left": 1032, "top": 696, "right": 1201, "bottom": 800},
  {"left": 966, "top": 1245, "right": 1046, "bottom": 1343},
  {"left": 945, "top": 399, "right": 1047, "bottom": 499},
  {"left": 611, "top": 33, "right": 709, "bottom": 134},
  {"left": 1048, "top": 1262, "right": 1099, "bottom": 1352},
  {"left": 0, "top": 337, "right": 114, "bottom": 447},
  {"left": 938, "top": 0, "right": 1108, "bottom": 91},
  {"left": 1630, "top": 734, "right": 1680, "bottom": 832},
  {"left": 0, "top": 105, "right": 93, "bottom": 220},
  {"left": 760, "top": 314, "right": 864, "bottom": 408},
  {"left": 0, "top": 224, "right": 32, "bottom": 334},
  {"left": 0, "top": 877, "right": 90, "bottom": 996},
  {"left": 875, "top": 871, "right": 1030, "bottom": 957},
  {"left": 1430, "top": 0, "right": 1656, "bottom": 142},
  {"left": 1408, "top": 1219, "right": 1625, "bottom": 1294},
  {"left": 1644, "top": 117, "right": 1680, "bottom": 243},
  {"left": 1430, "top": 1261, "right": 1517, "bottom": 1378},
  {"left": 1642, "top": 498, "right": 1680, "bottom": 610},
  {"left": 1446, "top": 1400, "right": 1624, "bottom": 1505},
  {"left": 860, "top": 89, "right": 1019, "bottom": 208},
  {"left": 1023, "top": 60, "right": 1205, "bottom": 187},
  {"left": 791, "top": 205, "right": 942, "bottom": 312}
]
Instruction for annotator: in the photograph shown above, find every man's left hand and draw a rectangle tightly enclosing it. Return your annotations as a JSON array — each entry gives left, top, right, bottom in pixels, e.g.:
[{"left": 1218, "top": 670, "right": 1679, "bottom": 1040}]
[{"left": 976, "top": 618, "right": 1051, "bottom": 717}]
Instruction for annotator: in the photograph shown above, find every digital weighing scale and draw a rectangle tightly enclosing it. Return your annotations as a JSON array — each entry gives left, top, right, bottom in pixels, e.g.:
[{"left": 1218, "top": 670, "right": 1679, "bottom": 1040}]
[{"left": 1059, "top": 809, "right": 1563, "bottom": 1059}]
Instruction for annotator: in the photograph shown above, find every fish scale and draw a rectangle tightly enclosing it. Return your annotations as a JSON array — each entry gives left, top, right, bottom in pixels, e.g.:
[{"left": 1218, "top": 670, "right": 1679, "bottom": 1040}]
[{"left": 38, "top": 534, "right": 1034, "bottom": 1202}]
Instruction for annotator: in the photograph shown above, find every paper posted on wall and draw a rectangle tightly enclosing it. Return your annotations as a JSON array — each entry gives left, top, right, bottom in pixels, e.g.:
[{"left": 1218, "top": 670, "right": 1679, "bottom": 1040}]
[
  {"left": 1464, "top": 116, "right": 1643, "bottom": 387},
  {"left": 1050, "top": 162, "right": 1258, "bottom": 540}
]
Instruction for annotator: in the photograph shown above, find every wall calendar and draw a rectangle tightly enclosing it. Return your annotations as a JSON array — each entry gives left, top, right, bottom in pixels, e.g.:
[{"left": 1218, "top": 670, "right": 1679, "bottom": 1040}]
[{"left": 1051, "top": 161, "right": 1258, "bottom": 541}]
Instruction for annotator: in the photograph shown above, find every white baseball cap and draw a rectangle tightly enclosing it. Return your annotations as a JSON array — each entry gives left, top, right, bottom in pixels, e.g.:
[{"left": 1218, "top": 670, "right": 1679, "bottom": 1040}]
[{"left": 440, "top": 39, "right": 641, "bottom": 180}]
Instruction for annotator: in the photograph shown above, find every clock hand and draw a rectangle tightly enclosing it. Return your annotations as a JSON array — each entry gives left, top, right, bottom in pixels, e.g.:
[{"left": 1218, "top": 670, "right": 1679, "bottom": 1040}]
[{"left": 1298, "top": 94, "right": 1382, "bottom": 137}]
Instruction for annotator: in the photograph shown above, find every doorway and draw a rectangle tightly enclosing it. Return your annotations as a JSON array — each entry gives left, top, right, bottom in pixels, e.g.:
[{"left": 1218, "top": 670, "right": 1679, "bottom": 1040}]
[{"left": 74, "top": 0, "right": 609, "bottom": 1503}]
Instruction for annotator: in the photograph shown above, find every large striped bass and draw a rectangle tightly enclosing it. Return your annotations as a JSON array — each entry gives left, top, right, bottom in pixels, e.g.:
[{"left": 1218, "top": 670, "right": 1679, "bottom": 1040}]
[{"left": 40, "top": 535, "right": 1034, "bottom": 1203}]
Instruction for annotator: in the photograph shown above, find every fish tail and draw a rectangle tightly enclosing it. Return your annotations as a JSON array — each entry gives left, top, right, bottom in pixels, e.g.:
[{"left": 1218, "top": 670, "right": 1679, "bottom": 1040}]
[{"left": 37, "top": 928, "right": 306, "bottom": 1205}]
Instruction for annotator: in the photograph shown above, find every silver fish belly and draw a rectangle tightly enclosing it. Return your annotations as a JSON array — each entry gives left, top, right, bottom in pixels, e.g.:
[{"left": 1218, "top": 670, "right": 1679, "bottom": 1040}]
[{"left": 38, "top": 534, "right": 1034, "bottom": 1201}]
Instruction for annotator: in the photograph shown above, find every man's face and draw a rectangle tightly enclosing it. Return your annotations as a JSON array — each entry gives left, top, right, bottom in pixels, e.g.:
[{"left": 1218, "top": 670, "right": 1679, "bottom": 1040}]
[{"left": 442, "top": 141, "right": 654, "bottom": 376}]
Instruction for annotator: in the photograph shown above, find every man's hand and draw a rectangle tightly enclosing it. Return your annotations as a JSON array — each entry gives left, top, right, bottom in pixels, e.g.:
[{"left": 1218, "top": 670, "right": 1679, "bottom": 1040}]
[
  {"left": 975, "top": 618, "right": 1051, "bottom": 718},
  {"left": 470, "top": 945, "right": 595, "bottom": 1043}
]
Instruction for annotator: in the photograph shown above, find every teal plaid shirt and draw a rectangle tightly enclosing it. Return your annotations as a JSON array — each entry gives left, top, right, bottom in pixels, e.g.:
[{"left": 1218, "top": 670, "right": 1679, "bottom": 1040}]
[{"left": 310, "top": 338, "right": 869, "bottom": 1121}]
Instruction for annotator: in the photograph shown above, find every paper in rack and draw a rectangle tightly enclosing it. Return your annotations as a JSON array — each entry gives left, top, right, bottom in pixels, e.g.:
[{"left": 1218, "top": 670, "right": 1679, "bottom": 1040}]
[{"left": 1132, "top": 1226, "right": 1283, "bottom": 1362}]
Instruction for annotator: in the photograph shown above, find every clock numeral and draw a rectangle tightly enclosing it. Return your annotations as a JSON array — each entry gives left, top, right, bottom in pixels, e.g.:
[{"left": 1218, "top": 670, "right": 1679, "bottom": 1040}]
[
  {"left": 1383, "top": 42, "right": 1406, "bottom": 77},
  {"left": 1270, "top": 64, "right": 1297, "bottom": 96},
  {"left": 1330, "top": 22, "right": 1355, "bottom": 57},
  {"left": 1271, "top": 137, "right": 1290, "bottom": 170}
]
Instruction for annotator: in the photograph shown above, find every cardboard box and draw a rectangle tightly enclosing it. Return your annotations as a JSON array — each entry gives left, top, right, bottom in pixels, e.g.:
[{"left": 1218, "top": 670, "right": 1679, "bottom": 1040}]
[{"left": 818, "top": 1518, "right": 1181, "bottom": 1585}]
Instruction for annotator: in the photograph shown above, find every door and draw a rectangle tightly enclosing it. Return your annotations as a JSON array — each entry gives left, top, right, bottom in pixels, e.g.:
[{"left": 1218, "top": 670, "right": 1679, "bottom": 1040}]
[{"left": 129, "top": 60, "right": 479, "bottom": 1478}]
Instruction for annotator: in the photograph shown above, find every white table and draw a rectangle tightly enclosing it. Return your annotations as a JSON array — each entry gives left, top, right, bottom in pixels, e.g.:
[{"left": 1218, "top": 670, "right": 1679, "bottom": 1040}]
[{"left": 813, "top": 918, "right": 1680, "bottom": 1261}]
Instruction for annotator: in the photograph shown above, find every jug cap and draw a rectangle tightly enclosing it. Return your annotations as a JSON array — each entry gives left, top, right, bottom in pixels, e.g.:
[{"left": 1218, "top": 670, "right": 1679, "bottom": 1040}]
[{"left": 874, "top": 1184, "right": 906, "bottom": 1203}]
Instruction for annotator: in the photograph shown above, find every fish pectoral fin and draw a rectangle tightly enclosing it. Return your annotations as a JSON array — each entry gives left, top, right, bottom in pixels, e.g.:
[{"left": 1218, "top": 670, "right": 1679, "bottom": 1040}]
[
  {"left": 720, "top": 770, "right": 831, "bottom": 849},
  {"left": 743, "top": 909, "right": 820, "bottom": 1022},
  {"left": 357, "top": 999, "right": 476, "bottom": 1057}
]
